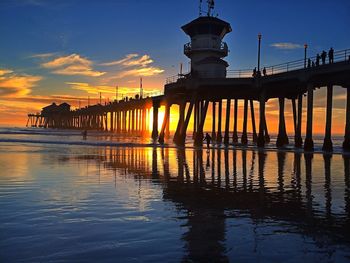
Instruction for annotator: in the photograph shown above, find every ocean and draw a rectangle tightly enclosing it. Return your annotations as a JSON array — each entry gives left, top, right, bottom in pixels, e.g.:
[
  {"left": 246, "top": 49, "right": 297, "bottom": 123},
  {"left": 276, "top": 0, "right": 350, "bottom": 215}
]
[{"left": 0, "top": 127, "right": 349, "bottom": 262}]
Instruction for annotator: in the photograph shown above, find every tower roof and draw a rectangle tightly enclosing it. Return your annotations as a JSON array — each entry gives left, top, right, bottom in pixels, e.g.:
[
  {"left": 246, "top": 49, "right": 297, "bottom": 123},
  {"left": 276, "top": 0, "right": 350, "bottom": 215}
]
[{"left": 182, "top": 16, "right": 232, "bottom": 38}]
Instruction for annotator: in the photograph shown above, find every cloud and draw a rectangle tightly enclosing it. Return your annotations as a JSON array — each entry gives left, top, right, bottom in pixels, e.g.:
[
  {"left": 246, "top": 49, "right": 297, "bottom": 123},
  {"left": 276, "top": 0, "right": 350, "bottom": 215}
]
[
  {"left": 52, "top": 64, "right": 105, "bottom": 77},
  {"left": 117, "top": 67, "right": 164, "bottom": 78},
  {"left": 66, "top": 82, "right": 159, "bottom": 97},
  {"left": 100, "top": 53, "right": 164, "bottom": 78},
  {"left": 41, "top": 53, "right": 105, "bottom": 77},
  {"left": 100, "top": 54, "right": 139, "bottom": 66},
  {"left": 270, "top": 42, "right": 303, "bottom": 50},
  {"left": 101, "top": 54, "right": 153, "bottom": 67},
  {"left": 0, "top": 68, "right": 42, "bottom": 98},
  {"left": 123, "top": 55, "right": 153, "bottom": 67},
  {"left": 29, "top": 52, "right": 57, "bottom": 59},
  {"left": 66, "top": 82, "right": 116, "bottom": 94},
  {"left": 0, "top": 69, "right": 13, "bottom": 76}
]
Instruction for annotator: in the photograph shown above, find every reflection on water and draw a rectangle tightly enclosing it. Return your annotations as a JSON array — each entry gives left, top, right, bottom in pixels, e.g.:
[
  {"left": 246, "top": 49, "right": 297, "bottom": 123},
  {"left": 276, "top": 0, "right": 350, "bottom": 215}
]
[{"left": 0, "top": 144, "right": 350, "bottom": 262}]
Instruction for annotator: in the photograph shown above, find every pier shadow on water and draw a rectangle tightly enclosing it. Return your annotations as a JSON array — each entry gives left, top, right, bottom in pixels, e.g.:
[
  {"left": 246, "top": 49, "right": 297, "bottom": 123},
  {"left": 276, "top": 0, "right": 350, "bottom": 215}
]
[
  {"left": 74, "top": 147, "right": 350, "bottom": 261},
  {"left": 1, "top": 145, "right": 350, "bottom": 262}
]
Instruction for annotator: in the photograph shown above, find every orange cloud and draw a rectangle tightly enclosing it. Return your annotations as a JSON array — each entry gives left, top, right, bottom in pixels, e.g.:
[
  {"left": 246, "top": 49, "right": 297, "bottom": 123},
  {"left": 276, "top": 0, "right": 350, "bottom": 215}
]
[
  {"left": 41, "top": 53, "right": 105, "bottom": 77},
  {"left": 52, "top": 64, "right": 105, "bottom": 77},
  {"left": 122, "top": 55, "right": 153, "bottom": 67},
  {"left": 100, "top": 53, "right": 139, "bottom": 66},
  {"left": 116, "top": 67, "right": 164, "bottom": 78},
  {"left": 100, "top": 53, "right": 164, "bottom": 78},
  {"left": 66, "top": 82, "right": 160, "bottom": 98},
  {"left": 0, "top": 69, "right": 42, "bottom": 98},
  {"left": 0, "top": 69, "right": 14, "bottom": 76}
]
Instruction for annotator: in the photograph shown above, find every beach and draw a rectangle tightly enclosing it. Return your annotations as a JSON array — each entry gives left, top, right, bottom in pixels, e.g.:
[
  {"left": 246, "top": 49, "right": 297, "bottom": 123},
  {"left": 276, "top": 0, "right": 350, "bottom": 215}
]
[{"left": 0, "top": 128, "right": 350, "bottom": 262}]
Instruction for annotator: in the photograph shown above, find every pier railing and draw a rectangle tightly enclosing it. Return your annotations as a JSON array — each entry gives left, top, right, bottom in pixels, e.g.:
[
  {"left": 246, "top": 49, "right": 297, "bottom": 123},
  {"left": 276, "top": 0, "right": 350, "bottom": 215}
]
[
  {"left": 264, "top": 48, "right": 350, "bottom": 75},
  {"left": 166, "top": 48, "right": 350, "bottom": 84}
]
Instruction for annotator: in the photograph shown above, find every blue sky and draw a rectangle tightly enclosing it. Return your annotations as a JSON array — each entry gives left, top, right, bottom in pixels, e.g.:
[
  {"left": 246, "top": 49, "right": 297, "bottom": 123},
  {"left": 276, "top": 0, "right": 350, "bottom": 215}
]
[{"left": 0, "top": 0, "right": 349, "bottom": 124}]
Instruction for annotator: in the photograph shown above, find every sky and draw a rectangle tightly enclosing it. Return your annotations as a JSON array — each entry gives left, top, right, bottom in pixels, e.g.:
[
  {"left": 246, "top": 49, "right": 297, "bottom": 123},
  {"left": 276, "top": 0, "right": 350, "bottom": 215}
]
[{"left": 0, "top": 0, "right": 349, "bottom": 133}]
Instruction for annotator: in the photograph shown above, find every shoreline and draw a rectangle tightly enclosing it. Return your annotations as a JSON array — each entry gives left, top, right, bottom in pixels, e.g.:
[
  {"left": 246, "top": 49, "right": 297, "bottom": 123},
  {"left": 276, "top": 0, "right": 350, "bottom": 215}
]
[{"left": 1, "top": 137, "right": 349, "bottom": 156}]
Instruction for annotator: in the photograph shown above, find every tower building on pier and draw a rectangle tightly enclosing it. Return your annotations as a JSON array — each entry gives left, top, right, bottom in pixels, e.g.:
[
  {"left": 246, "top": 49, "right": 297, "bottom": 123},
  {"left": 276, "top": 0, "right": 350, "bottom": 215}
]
[{"left": 182, "top": 15, "right": 232, "bottom": 78}]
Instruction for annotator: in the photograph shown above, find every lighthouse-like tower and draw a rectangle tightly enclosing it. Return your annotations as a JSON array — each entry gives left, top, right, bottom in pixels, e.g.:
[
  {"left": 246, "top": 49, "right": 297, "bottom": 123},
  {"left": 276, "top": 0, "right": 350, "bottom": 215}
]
[{"left": 182, "top": 1, "right": 232, "bottom": 78}]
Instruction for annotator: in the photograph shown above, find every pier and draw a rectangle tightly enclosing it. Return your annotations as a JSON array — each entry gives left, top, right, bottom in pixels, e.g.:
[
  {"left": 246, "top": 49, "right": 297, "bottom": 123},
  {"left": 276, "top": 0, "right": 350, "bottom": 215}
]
[{"left": 27, "top": 15, "right": 350, "bottom": 152}]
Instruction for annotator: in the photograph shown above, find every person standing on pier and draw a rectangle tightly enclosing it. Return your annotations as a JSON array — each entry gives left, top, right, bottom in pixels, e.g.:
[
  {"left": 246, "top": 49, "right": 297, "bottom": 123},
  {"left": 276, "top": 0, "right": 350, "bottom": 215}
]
[
  {"left": 204, "top": 133, "right": 212, "bottom": 149},
  {"left": 328, "top": 47, "right": 334, "bottom": 63},
  {"left": 308, "top": 59, "right": 311, "bottom": 68},
  {"left": 252, "top": 67, "right": 257, "bottom": 77},
  {"left": 263, "top": 67, "right": 267, "bottom": 76},
  {"left": 321, "top": 50, "right": 327, "bottom": 65},
  {"left": 316, "top": 54, "right": 320, "bottom": 66}
]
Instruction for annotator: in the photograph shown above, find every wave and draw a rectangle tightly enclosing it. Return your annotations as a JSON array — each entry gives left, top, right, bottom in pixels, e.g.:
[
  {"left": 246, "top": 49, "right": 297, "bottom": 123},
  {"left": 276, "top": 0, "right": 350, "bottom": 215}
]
[
  {"left": 0, "top": 137, "right": 349, "bottom": 156},
  {"left": 0, "top": 138, "right": 156, "bottom": 148}
]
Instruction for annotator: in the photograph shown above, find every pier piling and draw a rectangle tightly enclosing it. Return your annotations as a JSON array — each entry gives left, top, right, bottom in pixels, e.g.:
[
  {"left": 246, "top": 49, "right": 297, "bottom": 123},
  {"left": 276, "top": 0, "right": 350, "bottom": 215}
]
[
  {"left": 304, "top": 84, "right": 314, "bottom": 151},
  {"left": 241, "top": 99, "right": 248, "bottom": 145},
  {"left": 322, "top": 85, "right": 333, "bottom": 151}
]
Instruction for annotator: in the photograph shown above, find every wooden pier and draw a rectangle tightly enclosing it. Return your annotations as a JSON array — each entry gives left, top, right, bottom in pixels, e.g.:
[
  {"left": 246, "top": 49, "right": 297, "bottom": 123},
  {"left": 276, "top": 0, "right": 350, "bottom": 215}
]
[{"left": 27, "top": 15, "right": 350, "bottom": 152}]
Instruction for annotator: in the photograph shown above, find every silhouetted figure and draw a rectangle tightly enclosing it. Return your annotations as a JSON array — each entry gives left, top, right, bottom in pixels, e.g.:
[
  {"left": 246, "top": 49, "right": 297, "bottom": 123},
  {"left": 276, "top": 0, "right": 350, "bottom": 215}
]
[
  {"left": 263, "top": 67, "right": 267, "bottom": 76},
  {"left": 316, "top": 54, "right": 320, "bottom": 66},
  {"left": 307, "top": 58, "right": 311, "bottom": 68},
  {"left": 312, "top": 61, "right": 315, "bottom": 67},
  {"left": 321, "top": 50, "right": 327, "bottom": 65},
  {"left": 204, "top": 133, "right": 212, "bottom": 149},
  {"left": 328, "top": 47, "right": 334, "bottom": 63},
  {"left": 252, "top": 67, "right": 257, "bottom": 77},
  {"left": 82, "top": 130, "right": 87, "bottom": 140}
]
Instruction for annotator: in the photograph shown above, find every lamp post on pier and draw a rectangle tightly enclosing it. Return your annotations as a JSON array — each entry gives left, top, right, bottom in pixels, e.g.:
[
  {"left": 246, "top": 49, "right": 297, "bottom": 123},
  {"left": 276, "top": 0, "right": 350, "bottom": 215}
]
[
  {"left": 257, "top": 33, "right": 262, "bottom": 73},
  {"left": 304, "top": 44, "right": 308, "bottom": 68}
]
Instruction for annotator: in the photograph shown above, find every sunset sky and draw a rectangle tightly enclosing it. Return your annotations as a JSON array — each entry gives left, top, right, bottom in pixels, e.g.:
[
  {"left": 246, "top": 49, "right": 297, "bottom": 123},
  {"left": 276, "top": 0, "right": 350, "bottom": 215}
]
[{"left": 0, "top": 0, "right": 349, "bottom": 134}]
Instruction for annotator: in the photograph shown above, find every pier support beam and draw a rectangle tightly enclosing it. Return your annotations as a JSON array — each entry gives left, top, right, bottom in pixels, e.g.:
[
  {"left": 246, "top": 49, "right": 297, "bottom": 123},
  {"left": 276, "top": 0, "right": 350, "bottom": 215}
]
[
  {"left": 295, "top": 95, "right": 303, "bottom": 148},
  {"left": 174, "top": 102, "right": 185, "bottom": 142},
  {"left": 152, "top": 101, "right": 160, "bottom": 140},
  {"left": 128, "top": 110, "right": 131, "bottom": 133},
  {"left": 193, "top": 100, "right": 198, "bottom": 139},
  {"left": 343, "top": 87, "right": 350, "bottom": 151},
  {"left": 322, "top": 85, "right": 333, "bottom": 151},
  {"left": 165, "top": 108, "right": 170, "bottom": 138},
  {"left": 292, "top": 98, "right": 297, "bottom": 140},
  {"left": 217, "top": 100, "right": 222, "bottom": 143},
  {"left": 117, "top": 111, "right": 120, "bottom": 133},
  {"left": 192, "top": 100, "right": 201, "bottom": 139},
  {"left": 194, "top": 101, "right": 209, "bottom": 146},
  {"left": 224, "top": 99, "right": 231, "bottom": 145},
  {"left": 142, "top": 108, "right": 147, "bottom": 135},
  {"left": 232, "top": 99, "right": 238, "bottom": 143},
  {"left": 257, "top": 90, "right": 266, "bottom": 147},
  {"left": 110, "top": 112, "right": 114, "bottom": 132},
  {"left": 212, "top": 101, "right": 216, "bottom": 140},
  {"left": 276, "top": 97, "right": 289, "bottom": 147},
  {"left": 131, "top": 109, "right": 135, "bottom": 133},
  {"left": 250, "top": 100, "right": 257, "bottom": 143},
  {"left": 263, "top": 116, "right": 270, "bottom": 143},
  {"left": 241, "top": 99, "right": 248, "bottom": 145},
  {"left": 176, "top": 102, "right": 194, "bottom": 146},
  {"left": 158, "top": 104, "right": 171, "bottom": 144},
  {"left": 304, "top": 84, "right": 314, "bottom": 151}
]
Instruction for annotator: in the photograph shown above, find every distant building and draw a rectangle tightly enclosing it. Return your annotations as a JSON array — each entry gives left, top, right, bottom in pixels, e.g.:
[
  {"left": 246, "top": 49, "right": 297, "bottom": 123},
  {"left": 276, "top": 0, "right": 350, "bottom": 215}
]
[{"left": 41, "top": 102, "right": 70, "bottom": 117}]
